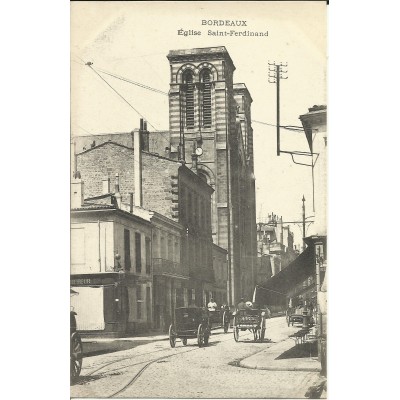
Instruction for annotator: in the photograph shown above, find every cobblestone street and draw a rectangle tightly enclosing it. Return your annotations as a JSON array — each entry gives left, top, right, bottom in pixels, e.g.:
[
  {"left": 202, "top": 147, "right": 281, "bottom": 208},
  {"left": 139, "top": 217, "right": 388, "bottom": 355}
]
[{"left": 71, "top": 317, "right": 325, "bottom": 398}]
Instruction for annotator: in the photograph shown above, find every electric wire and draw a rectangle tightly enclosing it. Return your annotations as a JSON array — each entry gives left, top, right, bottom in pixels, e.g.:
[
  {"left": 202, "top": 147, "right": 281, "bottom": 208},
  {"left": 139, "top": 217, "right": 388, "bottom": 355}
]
[
  {"left": 252, "top": 120, "right": 304, "bottom": 131},
  {"left": 96, "top": 67, "right": 169, "bottom": 95},
  {"left": 87, "top": 63, "right": 158, "bottom": 131},
  {"left": 72, "top": 57, "right": 171, "bottom": 146}
]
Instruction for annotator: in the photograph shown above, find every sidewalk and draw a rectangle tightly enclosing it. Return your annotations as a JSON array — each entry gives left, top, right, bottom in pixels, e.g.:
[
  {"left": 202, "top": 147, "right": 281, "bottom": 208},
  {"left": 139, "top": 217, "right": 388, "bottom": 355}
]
[
  {"left": 240, "top": 337, "right": 321, "bottom": 372},
  {"left": 81, "top": 331, "right": 168, "bottom": 357}
]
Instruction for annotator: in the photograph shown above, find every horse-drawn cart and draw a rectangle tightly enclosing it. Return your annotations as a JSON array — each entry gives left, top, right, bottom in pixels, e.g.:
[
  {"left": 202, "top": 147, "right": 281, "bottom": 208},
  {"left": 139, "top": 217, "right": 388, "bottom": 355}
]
[
  {"left": 233, "top": 309, "right": 266, "bottom": 343},
  {"left": 286, "top": 307, "right": 314, "bottom": 327}
]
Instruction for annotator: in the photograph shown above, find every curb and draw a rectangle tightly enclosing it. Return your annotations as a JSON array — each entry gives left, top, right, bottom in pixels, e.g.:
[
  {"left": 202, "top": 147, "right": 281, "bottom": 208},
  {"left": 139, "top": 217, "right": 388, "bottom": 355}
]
[
  {"left": 238, "top": 359, "right": 321, "bottom": 372},
  {"left": 238, "top": 337, "right": 322, "bottom": 373}
]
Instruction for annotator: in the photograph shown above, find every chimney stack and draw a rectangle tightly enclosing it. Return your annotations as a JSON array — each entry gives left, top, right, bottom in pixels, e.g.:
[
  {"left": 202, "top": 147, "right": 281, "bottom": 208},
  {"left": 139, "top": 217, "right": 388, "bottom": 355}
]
[
  {"left": 102, "top": 178, "right": 110, "bottom": 194},
  {"left": 134, "top": 125, "right": 143, "bottom": 207},
  {"left": 71, "top": 141, "right": 77, "bottom": 179},
  {"left": 71, "top": 178, "right": 84, "bottom": 208},
  {"left": 114, "top": 173, "right": 122, "bottom": 208},
  {"left": 140, "top": 119, "right": 150, "bottom": 152}
]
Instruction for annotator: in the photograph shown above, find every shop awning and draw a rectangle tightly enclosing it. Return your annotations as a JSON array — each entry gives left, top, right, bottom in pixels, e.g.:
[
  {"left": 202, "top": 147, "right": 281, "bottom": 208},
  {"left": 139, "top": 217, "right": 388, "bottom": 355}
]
[{"left": 257, "top": 246, "right": 315, "bottom": 297}]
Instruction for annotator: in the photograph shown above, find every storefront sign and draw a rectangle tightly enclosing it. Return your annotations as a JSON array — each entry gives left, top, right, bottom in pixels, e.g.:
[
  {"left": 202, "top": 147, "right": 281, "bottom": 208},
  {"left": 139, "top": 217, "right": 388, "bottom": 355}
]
[
  {"left": 71, "top": 278, "right": 92, "bottom": 285},
  {"left": 71, "top": 274, "right": 120, "bottom": 286}
]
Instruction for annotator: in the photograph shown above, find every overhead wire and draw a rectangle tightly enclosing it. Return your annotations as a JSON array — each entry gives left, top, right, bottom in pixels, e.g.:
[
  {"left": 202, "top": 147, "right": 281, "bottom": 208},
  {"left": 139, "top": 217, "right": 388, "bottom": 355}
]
[
  {"left": 251, "top": 120, "right": 304, "bottom": 131},
  {"left": 87, "top": 63, "right": 159, "bottom": 131},
  {"left": 96, "top": 67, "right": 168, "bottom": 95},
  {"left": 72, "top": 56, "right": 171, "bottom": 147}
]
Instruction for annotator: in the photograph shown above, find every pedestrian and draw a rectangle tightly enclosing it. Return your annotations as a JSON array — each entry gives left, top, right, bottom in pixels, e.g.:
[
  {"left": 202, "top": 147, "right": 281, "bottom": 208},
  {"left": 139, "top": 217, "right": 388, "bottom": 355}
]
[
  {"left": 237, "top": 297, "right": 246, "bottom": 310},
  {"left": 207, "top": 297, "right": 217, "bottom": 312}
]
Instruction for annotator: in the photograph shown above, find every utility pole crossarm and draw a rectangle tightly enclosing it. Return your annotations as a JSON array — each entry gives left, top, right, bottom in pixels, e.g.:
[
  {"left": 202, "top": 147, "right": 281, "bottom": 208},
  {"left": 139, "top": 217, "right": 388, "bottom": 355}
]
[{"left": 268, "top": 61, "right": 288, "bottom": 156}]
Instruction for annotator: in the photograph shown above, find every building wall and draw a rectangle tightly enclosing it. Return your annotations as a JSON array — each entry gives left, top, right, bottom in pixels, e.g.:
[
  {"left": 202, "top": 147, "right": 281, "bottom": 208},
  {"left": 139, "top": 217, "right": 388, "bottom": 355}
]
[
  {"left": 212, "top": 244, "right": 228, "bottom": 305},
  {"left": 71, "top": 219, "right": 115, "bottom": 274},
  {"left": 76, "top": 142, "right": 183, "bottom": 220},
  {"left": 151, "top": 214, "right": 185, "bottom": 331},
  {"left": 299, "top": 106, "right": 327, "bottom": 236},
  {"left": 71, "top": 209, "right": 153, "bottom": 333},
  {"left": 76, "top": 143, "right": 136, "bottom": 203},
  {"left": 178, "top": 165, "right": 214, "bottom": 285}
]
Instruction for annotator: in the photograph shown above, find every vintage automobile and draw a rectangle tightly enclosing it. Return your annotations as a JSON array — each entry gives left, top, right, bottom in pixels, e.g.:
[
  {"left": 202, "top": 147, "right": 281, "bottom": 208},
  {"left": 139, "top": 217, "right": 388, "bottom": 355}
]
[{"left": 169, "top": 307, "right": 211, "bottom": 348}]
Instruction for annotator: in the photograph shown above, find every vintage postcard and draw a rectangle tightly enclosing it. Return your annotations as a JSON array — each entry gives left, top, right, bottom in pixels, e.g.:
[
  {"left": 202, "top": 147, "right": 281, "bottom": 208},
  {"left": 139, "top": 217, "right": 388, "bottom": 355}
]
[{"left": 70, "top": 1, "right": 327, "bottom": 398}]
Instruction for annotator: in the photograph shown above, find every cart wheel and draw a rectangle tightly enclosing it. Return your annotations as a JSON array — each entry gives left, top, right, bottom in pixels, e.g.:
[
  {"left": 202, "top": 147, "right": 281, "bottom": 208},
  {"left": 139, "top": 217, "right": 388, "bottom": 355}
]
[
  {"left": 197, "top": 324, "right": 204, "bottom": 347},
  {"left": 223, "top": 312, "right": 229, "bottom": 333},
  {"left": 70, "top": 332, "right": 83, "bottom": 381},
  {"left": 182, "top": 338, "right": 187, "bottom": 346},
  {"left": 169, "top": 325, "right": 176, "bottom": 348},
  {"left": 233, "top": 327, "right": 239, "bottom": 342},
  {"left": 260, "top": 328, "right": 265, "bottom": 342}
]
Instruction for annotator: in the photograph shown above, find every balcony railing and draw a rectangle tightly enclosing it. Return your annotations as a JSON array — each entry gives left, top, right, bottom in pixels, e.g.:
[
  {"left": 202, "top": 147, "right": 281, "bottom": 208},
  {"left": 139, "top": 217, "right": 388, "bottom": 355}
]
[{"left": 152, "top": 258, "right": 189, "bottom": 278}]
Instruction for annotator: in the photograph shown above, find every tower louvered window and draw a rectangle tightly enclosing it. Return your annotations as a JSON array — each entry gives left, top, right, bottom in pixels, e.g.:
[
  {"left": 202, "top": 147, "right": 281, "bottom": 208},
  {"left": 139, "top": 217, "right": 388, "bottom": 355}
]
[
  {"left": 202, "top": 70, "right": 212, "bottom": 128},
  {"left": 183, "top": 71, "right": 195, "bottom": 129}
]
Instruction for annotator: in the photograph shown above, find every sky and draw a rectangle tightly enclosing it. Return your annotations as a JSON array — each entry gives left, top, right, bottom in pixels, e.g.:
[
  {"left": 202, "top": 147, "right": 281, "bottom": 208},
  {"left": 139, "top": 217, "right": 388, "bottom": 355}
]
[{"left": 70, "top": 1, "right": 327, "bottom": 247}]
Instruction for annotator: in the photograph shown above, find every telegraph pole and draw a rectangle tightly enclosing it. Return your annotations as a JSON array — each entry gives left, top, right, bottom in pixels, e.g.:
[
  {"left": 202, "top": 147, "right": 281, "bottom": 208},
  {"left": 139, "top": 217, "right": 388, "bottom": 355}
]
[
  {"left": 268, "top": 61, "right": 288, "bottom": 156},
  {"left": 302, "top": 195, "right": 306, "bottom": 241},
  {"left": 277, "top": 65, "right": 280, "bottom": 156}
]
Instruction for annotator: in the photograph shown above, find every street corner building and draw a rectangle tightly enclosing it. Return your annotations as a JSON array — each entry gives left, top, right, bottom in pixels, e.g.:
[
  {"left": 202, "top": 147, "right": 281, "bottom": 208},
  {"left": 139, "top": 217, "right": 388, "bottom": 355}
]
[{"left": 70, "top": 46, "right": 259, "bottom": 336}]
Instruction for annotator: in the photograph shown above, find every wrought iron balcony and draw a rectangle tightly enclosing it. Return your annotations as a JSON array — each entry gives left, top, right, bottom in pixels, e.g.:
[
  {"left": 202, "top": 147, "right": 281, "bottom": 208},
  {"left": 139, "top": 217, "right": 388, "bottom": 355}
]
[{"left": 152, "top": 258, "right": 189, "bottom": 278}]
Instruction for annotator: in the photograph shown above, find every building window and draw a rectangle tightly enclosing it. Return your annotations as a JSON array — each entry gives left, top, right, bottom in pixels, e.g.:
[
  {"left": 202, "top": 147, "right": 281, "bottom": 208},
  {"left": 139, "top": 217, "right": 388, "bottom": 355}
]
[
  {"left": 183, "top": 70, "right": 194, "bottom": 129},
  {"left": 188, "top": 193, "right": 192, "bottom": 226},
  {"left": 201, "top": 69, "right": 212, "bottom": 128},
  {"left": 124, "top": 229, "right": 131, "bottom": 270},
  {"left": 135, "top": 232, "right": 142, "bottom": 273},
  {"left": 145, "top": 237, "right": 151, "bottom": 275},
  {"left": 137, "top": 285, "right": 142, "bottom": 319}
]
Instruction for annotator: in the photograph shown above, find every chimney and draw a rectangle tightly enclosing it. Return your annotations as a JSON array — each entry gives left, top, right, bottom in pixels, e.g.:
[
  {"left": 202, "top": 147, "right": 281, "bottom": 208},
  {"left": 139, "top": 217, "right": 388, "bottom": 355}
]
[
  {"left": 114, "top": 173, "right": 122, "bottom": 208},
  {"left": 134, "top": 126, "right": 143, "bottom": 207},
  {"left": 71, "top": 141, "right": 77, "bottom": 179},
  {"left": 71, "top": 179, "right": 84, "bottom": 208},
  {"left": 191, "top": 140, "right": 198, "bottom": 174},
  {"left": 140, "top": 118, "right": 144, "bottom": 150},
  {"left": 102, "top": 178, "right": 110, "bottom": 194},
  {"left": 142, "top": 120, "right": 149, "bottom": 152}
]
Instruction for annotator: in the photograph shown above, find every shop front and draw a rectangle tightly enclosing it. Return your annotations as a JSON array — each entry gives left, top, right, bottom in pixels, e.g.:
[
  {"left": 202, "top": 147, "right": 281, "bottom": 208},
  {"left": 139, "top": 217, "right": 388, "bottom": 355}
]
[{"left": 70, "top": 272, "right": 136, "bottom": 336}]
